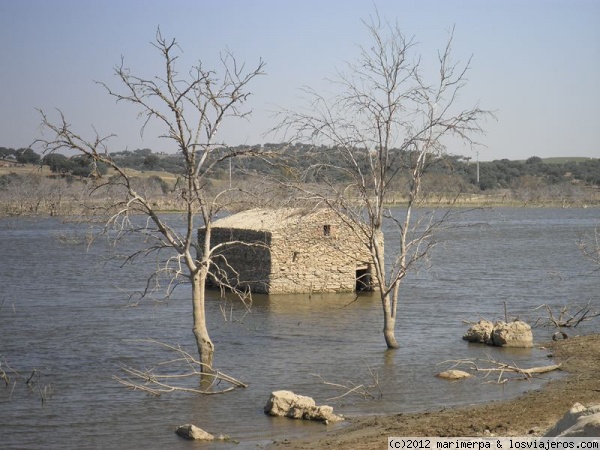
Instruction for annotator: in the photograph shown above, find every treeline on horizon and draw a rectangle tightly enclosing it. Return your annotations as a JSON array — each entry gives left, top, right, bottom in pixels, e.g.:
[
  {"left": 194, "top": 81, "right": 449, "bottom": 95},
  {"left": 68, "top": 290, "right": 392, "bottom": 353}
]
[{"left": 1, "top": 143, "right": 599, "bottom": 192}]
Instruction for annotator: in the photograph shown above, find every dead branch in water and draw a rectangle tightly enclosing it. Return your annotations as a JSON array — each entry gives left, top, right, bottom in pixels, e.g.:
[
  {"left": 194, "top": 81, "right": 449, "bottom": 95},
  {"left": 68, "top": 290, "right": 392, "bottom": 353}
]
[
  {"left": 311, "top": 359, "right": 382, "bottom": 401},
  {"left": 0, "top": 356, "right": 19, "bottom": 388},
  {"left": 534, "top": 302, "right": 600, "bottom": 334},
  {"left": 113, "top": 339, "right": 247, "bottom": 396},
  {"left": 439, "top": 353, "right": 562, "bottom": 384}
]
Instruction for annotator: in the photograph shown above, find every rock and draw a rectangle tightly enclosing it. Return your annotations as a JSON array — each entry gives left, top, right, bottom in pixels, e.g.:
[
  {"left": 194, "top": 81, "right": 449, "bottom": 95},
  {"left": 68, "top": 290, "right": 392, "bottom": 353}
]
[
  {"left": 175, "top": 424, "right": 215, "bottom": 441},
  {"left": 491, "top": 320, "right": 533, "bottom": 348},
  {"left": 265, "top": 390, "right": 316, "bottom": 416},
  {"left": 463, "top": 319, "right": 494, "bottom": 344},
  {"left": 436, "top": 369, "right": 472, "bottom": 379},
  {"left": 463, "top": 319, "right": 533, "bottom": 348},
  {"left": 544, "top": 403, "right": 600, "bottom": 437},
  {"left": 264, "top": 390, "right": 343, "bottom": 423}
]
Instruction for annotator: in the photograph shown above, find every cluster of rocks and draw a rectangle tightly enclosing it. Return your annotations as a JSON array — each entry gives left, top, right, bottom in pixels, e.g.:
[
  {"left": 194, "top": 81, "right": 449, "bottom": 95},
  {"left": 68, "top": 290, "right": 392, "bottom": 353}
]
[
  {"left": 263, "top": 390, "right": 343, "bottom": 424},
  {"left": 463, "top": 319, "right": 533, "bottom": 348}
]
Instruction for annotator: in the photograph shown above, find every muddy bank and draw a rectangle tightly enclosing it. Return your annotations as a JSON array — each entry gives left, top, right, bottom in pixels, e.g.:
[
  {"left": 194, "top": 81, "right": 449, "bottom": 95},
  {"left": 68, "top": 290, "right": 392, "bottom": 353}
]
[{"left": 270, "top": 334, "right": 600, "bottom": 449}]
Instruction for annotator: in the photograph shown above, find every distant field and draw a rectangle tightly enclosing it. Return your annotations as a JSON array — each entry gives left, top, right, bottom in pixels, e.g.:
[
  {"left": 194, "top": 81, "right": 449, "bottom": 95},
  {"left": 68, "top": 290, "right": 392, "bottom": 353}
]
[
  {"left": 116, "top": 167, "right": 179, "bottom": 183},
  {"left": 0, "top": 163, "right": 179, "bottom": 182},
  {"left": 0, "top": 164, "right": 52, "bottom": 176}
]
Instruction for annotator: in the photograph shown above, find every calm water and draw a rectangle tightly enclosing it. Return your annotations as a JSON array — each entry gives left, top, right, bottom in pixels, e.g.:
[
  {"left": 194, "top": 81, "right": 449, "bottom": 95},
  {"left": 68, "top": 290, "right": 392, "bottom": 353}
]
[{"left": 0, "top": 208, "right": 598, "bottom": 449}]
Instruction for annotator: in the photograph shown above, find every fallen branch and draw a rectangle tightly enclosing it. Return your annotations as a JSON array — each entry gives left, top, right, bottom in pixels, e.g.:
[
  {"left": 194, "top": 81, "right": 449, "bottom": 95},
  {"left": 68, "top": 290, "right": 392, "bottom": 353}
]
[
  {"left": 311, "top": 373, "right": 374, "bottom": 401},
  {"left": 439, "top": 353, "right": 562, "bottom": 384},
  {"left": 519, "top": 364, "right": 562, "bottom": 375},
  {"left": 113, "top": 339, "right": 247, "bottom": 396}
]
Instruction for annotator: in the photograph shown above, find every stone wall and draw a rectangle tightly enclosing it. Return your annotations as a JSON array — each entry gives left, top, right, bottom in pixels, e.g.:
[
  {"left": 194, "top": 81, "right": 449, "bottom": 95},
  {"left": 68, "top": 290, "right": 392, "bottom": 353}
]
[
  {"left": 200, "top": 208, "right": 379, "bottom": 295},
  {"left": 199, "top": 228, "right": 272, "bottom": 293},
  {"left": 267, "top": 214, "right": 372, "bottom": 294}
]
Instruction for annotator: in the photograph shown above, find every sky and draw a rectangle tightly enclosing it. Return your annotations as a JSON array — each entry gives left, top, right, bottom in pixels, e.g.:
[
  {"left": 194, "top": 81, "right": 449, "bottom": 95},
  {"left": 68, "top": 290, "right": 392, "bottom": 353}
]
[{"left": 1, "top": 0, "right": 599, "bottom": 161}]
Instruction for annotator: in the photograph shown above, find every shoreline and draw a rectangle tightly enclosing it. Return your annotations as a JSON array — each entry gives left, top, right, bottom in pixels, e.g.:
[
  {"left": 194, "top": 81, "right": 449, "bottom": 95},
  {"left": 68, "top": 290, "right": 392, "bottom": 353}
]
[
  {"left": 269, "top": 334, "right": 600, "bottom": 449},
  {"left": 0, "top": 202, "right": 598, "bottom": 220}
]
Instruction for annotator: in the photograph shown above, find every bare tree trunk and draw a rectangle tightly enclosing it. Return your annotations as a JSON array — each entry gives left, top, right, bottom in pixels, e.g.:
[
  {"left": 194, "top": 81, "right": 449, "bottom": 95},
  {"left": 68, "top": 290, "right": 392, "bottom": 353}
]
[
  {"left": 382, "top": 293, "right": 399, "bottom": 349},
  {"left": 192, "top": 270, "right": 214, "bottom": 373},
  {"left": 372, "top": 231, "right": 400, "bottom": 348}
]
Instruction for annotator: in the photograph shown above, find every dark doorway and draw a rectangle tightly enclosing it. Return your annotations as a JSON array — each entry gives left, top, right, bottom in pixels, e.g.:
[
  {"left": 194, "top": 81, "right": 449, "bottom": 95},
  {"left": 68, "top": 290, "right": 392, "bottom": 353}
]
[{"left": 356, "top": 267, "right": 372, "bottom": 291}]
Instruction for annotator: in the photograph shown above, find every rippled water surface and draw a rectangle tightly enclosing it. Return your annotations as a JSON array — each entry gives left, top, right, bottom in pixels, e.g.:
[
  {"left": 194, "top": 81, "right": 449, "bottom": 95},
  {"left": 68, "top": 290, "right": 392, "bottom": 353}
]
[{"left": 1, "top": 208, "right": 598, "bottom": 449}]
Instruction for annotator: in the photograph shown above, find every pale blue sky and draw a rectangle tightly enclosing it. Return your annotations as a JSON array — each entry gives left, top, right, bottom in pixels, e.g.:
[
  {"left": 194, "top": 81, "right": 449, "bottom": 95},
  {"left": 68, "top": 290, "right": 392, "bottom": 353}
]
[{"left": 1, "top": 0, "right": 599, "bottom": 161}]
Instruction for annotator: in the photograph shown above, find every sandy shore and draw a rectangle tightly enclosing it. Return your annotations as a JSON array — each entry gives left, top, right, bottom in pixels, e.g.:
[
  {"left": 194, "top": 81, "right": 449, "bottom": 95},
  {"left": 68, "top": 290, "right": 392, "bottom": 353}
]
[{"left": 270, "top": 334, "right": 600, "bottom": 449}]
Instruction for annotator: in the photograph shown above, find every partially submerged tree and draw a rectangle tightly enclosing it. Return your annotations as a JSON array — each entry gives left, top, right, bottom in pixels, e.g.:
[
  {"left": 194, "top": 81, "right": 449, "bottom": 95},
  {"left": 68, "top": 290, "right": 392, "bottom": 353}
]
[
  {"left": 36, "top": 30, "right": 265, "bottom": 385},
  {"left": 275, "top": 16, "right": 492, "bottom": 348},
  {"left": 578, "top": 226, "right": 600, "bottom": 271}
]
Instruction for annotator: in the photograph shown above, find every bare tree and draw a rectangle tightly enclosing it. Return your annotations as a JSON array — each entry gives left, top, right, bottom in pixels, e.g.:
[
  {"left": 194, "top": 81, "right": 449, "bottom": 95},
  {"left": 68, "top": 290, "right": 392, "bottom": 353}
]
[
  {"left": 578, "top": 226, "right": 600, "bottom": 270},
  {"left": 35, "top": 30, "right": 265, "bottom": 381},
  {"left": 275, "top": 15, "right": 492, "bottom": 348}
]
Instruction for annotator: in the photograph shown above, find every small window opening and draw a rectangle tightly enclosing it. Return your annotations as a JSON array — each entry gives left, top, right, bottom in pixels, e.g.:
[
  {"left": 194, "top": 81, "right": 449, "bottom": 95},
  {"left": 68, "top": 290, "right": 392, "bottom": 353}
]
[{"left": 323, "top": 224, "right": 331, "bottom": 236}]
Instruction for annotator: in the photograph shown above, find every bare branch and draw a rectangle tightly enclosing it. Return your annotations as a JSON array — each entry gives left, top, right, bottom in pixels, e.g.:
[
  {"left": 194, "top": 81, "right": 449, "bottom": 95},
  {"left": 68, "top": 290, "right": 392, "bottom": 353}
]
[
  {"left": 113, "top": 339, "right": 247, "bottom": 396},
  {"left": 439, "top": 354, "right": 562, "bottom": 384},
  {"left": 534, "top": 302, "right": 600, "bottom": 331},
  {"left": 311, "top": 358, "right": 382, "bottom": 401}
]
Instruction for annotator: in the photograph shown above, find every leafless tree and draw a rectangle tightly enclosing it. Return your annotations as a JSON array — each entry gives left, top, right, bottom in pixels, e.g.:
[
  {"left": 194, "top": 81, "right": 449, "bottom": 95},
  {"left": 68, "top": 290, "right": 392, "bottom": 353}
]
[
  {"left": 274, "top": 15, "right": 492, "bottom": 348},
  {"left": 35, "top": 30, "right": 265, "bottom": 383},
  {"left": 578, "top": 226, "right": 600, "bottom": 270}
]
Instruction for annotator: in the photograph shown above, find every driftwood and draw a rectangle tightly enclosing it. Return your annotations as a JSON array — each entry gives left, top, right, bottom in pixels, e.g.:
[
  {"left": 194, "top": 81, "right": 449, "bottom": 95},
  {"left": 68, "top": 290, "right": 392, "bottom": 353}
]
[
  {"left": 439, "top": 354, "right": 562, "bottom": 384},
  {"left": 113, "top": 339, "right": 247, "bottom": 396}
]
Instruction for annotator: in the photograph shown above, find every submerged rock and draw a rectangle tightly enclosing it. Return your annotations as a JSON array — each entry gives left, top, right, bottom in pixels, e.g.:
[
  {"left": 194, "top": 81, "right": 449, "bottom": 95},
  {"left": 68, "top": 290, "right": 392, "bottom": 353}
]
[
  {"left": 436, "top": 369, "right": 472, "bottom": 379},
  {"left": 175, "top": 424, "right": 214, "bottom": 441},
  {"left": 264, "top": 390, "right": 343, "bottom": 423}
]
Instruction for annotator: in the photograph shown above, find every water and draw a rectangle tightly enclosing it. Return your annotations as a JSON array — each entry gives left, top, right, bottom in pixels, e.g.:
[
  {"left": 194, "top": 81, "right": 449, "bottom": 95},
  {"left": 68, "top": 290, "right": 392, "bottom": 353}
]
[{"left": 0, "top": 208, "right": 598, "bottom": 449}]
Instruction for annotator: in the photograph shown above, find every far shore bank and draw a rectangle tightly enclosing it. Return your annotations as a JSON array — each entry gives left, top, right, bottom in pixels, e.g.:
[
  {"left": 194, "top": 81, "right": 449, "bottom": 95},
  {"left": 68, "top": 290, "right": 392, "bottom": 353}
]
[
  {"left": 269, "top": 334, "right": 600, "bottom": 449},
  {"left": 1, "top": 198, "right": 599, "bottom": 219}
]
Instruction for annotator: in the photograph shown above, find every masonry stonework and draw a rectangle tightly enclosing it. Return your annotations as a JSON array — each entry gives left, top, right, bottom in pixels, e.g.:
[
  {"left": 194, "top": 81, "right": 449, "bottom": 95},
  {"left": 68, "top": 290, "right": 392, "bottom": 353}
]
[{"left": 199, "top": 208, "right": 378, "bottom": 294}]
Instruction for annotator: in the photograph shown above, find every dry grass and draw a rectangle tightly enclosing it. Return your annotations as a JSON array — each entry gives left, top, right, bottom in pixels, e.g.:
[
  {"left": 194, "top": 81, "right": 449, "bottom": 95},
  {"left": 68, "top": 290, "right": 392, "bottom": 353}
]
[{"left": 0, "top": 163, "right": 178, "bottom": 183}]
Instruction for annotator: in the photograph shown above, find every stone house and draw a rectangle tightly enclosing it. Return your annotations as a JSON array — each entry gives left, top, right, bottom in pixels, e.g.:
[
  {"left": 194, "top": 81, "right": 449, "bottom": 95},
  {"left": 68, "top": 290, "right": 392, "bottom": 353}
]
[{"left": 199, "top": 208, "right": 379, "bottom": 294}]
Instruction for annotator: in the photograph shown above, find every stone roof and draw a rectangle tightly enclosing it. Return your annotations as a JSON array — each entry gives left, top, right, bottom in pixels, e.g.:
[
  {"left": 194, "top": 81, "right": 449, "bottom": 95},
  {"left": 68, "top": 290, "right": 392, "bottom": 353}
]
[{"left": 212, "top": 208, "right": 333, "bottom": 232}]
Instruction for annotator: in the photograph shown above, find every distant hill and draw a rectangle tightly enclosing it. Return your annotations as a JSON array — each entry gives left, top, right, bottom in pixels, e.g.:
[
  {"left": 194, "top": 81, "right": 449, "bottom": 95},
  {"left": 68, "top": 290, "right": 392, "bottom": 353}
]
[
  {"left": 540, "top": 157, "right": 595, "bottom": 165},
  {"left": 2, "top": 144, "right": 599, "bottom": 191}
]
